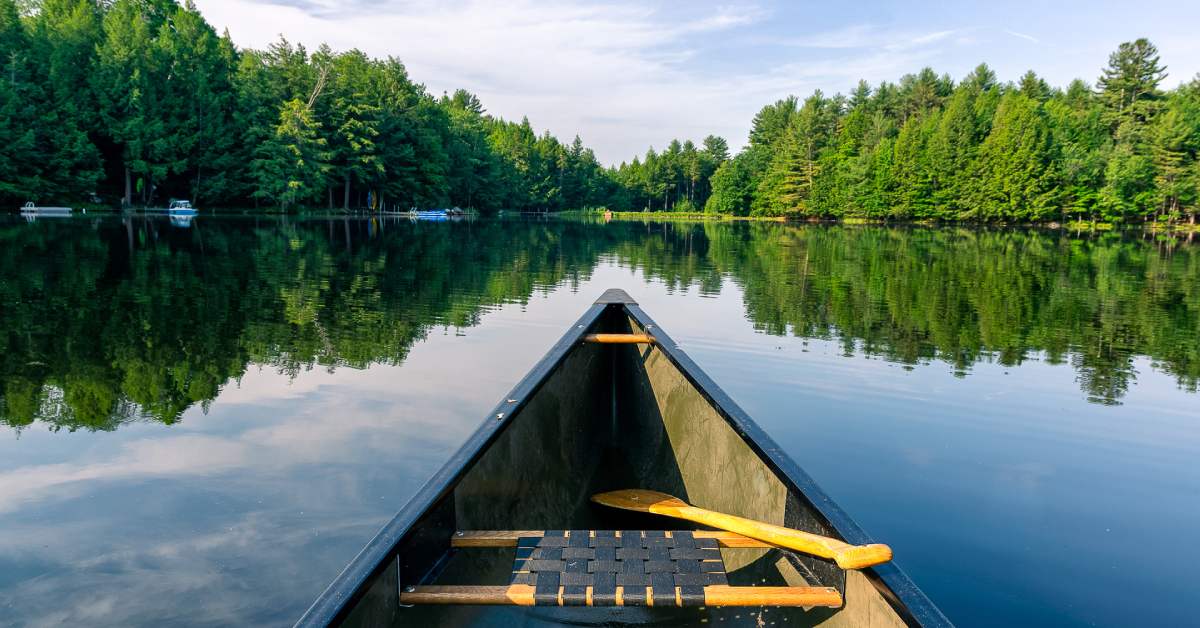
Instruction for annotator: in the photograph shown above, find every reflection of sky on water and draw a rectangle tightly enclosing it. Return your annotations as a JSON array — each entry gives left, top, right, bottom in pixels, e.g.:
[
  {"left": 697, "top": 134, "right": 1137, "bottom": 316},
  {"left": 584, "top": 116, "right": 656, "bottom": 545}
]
[
  {"left": 1, "top": 264, "right": 1198, "bottom": 627},
  {"left": 635, "top": 277, "right": 1200, "bottom": 628},
  {"left": 0, "top": 287, "right": 587, "bottom": 625}
]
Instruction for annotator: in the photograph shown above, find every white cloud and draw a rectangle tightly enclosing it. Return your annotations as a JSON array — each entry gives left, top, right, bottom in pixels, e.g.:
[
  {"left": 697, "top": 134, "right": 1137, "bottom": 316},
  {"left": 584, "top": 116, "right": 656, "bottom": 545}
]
[
  {"left": 194, "top": 1, "right": 967, "bottom": 162},
  {"left": 754, "top": 24, "right": 960, "bottom": 52},
  {"left": 1004, "top": 29, "right": 1039, "bottom": 43},
  {"left": 0, "top": 363, "right": 475, "bottom": 514},
  {"left": 190, "top": 0, "right": 1200, "bottom": 165},
  {"left": 899, "top": 30, "right": 957, "bottom": 49},
  {"left": 195, "top": 0, "right": 772, "bottom": 161}
]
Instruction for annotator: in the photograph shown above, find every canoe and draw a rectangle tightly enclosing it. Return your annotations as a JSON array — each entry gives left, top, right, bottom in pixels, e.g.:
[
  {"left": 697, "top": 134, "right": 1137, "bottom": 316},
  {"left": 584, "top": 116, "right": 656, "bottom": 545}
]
[{"left": 297, "top": 289, "right": 951, "bottom": 627}]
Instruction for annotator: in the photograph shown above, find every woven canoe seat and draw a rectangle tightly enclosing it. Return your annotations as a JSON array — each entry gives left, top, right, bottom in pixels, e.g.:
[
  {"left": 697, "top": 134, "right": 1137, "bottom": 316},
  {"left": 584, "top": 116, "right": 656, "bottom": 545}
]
[
  {"left": 512, "top": 530, "right": 724, "bottom": 606},
  {"left": 399, "top": 530, "right": 844, "bottom": 609}
]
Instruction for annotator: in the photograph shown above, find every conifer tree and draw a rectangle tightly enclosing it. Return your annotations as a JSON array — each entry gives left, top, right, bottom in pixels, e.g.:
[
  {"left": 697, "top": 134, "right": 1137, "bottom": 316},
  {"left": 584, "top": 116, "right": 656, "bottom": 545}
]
[
  {"left": 752, "top": 129, "right": 807, "bottom": 216},
  {"left": 1151, "top": 105, "right": 1197, "bottom": 219},
  {"left": 705, "top": 156, "right": 752, "bottom": 215},
  {"left": 1098, "top": 38, "right": 1167, "bottom": 131},
  {"left": 252, "top": 98, "right": 330, "bottom": 209},
  {"left": 968, "top": 93, "right": 1059, "bottom": 220},
  {"left": 93, "top": 0, "right": 167, "bottom": 206}
]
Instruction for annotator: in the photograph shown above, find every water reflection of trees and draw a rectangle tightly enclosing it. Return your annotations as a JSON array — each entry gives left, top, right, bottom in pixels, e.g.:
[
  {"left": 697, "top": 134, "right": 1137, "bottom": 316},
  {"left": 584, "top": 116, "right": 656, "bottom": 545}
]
[
  {"left": 1, "top": 219, "right": 1197, "bottom": 431},
  {"left": 617, "top": 223, "right": 1199, "bottom": 405},
  {"left": 0, "top": 217, "right": 618, "bottom": 431}
]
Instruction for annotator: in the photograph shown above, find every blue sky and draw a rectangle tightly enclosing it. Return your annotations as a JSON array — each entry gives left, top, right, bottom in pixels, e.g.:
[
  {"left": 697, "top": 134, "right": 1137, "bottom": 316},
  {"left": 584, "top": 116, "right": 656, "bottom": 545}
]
[{"left": 194, "top": 0, "right": 1200, "bottom": 164}]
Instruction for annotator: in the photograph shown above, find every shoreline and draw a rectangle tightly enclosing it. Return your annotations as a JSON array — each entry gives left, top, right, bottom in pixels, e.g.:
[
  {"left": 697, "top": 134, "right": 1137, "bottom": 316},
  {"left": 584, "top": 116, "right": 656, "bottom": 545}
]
[
  {"left": 11, "top": 208, "right": 1199, "bottom": 234},
  {"left": 556, "top": 210, "right": 1200, "bottom": 233}
]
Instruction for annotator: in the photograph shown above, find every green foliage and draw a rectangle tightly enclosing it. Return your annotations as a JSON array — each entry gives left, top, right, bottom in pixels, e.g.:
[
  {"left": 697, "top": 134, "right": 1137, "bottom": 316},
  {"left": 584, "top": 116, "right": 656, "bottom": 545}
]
[
  {"left": 966, "top": 93, "right": 1060, "bottom": 220},
  {"left": 1097, "top": 38, "right": 1167, "bottom": 133},
  {"left": 753, "top": 130, "right": 808, "bottom": 216},
  {"left": 252, "top": 99, "right": 330, "bottom": 209},
  {"left": 0, "top": 0, "right": 101, "bottom": 204},
  {"left": 701, "top": 38, "right": 1200, "bottom": 224},
  {"left": 8, "top": 12, "right": 1200, "bottom": 224},
  {"left": 5, "top": 0, "right": 630, "bottom": 212},
  {"left": 705, "top": 156, "right": 753, "bottom": 215},
  {"left": 1151, "top": 89, "right": 1200, "bottom": 221}
]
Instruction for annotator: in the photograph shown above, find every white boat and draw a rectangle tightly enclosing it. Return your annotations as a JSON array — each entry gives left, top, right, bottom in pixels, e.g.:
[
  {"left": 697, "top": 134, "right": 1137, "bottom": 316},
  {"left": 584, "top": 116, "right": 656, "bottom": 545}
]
[
  {"left": 19, "top": 201, "right": 72, "bottom": 215},
  {"left": 168, "top": 200, "right": 198, "bottom": 215}
]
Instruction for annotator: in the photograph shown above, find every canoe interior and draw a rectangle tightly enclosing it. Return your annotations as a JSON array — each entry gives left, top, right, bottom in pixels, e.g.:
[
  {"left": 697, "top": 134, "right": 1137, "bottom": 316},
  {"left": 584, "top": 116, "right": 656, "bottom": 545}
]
[{"left": 312, "top": 294, "right": 944, "bottom": 628}]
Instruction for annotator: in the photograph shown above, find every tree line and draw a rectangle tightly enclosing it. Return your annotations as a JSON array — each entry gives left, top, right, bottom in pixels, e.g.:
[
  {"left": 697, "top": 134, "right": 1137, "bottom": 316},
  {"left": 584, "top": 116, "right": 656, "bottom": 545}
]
[
  {"left": 0, "top": 0, "right": 628, "bottom": 211},
  {"left": 702, "top": 39, "right": 1200, "bottom": 224},
  {"left": 2, "top": 0, "right": 1198, "bottom": 222}
]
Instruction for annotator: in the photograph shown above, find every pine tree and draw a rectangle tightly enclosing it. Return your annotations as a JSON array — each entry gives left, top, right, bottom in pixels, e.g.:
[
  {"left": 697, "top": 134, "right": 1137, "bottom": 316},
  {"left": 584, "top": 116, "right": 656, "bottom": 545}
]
[
  {"left": 929, "top": 83, "right": 983, "bottom": 216},
  {"left": 891, "top": 112, "right": 939, "bottom": 218},
  {"left": 92, "top": 0, "right": 167, "bottom": 206},
  {"left": 748, "top": 97, "right": 798, "bottom": 149},
  {"left": 1018, "top": 70, "right": 1051, "bottom": 102},
  {"left": 26, "top": 0, "right": 103, "bottom": 200},
  {"left": 1045, "top": 82, "right": 1109, "bottom": 220},
  {"left": 1097, "top": 38, "right": 1167, "bottom": 132},
  {"left": 752, "top": 129, "right": 806, "bottom": 216},
  {"left": 0, "top": 0, "right": 38, "bottom": 204},
  {"left": 969, "top": 93, "right": 1059, "bottom": 220},
  {"left": 252, "top": 98, "right": 330, "bottom": 210},
  {"left": 155, "top": 2, "right": 240, "bottom": 204},
  {"left": 1151, "top": 106, "right": 1197, "bottom": 219},
  {"left": 317, "top": 49, "right": 384, "bottom": 209},
  {"left": 705, "top": 154, "right": 752, "bottom": 215},
  {"left": 441, "top": 89, "right": 496, "bottom": 210},
  {"left": 1100, "top": 143, "right": 1156, "bottom": 220}
]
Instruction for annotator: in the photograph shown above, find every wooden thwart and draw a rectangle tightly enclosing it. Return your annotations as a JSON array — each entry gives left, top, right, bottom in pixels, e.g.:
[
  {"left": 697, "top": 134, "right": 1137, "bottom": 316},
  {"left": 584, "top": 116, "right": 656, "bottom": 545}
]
[
  {"left": 452, "top": 529, "right": 775, "bottom": 549},
  {"left": 399, "top": 584, "right": 842, "bottom": 608},
  {"left": 584, "top": 333, "right": 655, "bottom": 344}
]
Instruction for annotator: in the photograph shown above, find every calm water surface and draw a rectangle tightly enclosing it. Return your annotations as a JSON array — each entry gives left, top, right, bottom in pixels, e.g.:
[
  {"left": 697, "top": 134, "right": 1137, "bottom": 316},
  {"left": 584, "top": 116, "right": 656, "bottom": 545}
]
[{"left": 1, "top": 215, "right": 1197, "bottom": 627}]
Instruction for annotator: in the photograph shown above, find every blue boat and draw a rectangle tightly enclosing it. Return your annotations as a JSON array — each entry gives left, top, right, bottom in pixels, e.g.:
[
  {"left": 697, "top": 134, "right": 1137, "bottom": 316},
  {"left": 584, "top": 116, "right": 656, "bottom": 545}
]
[
  {"left": 413, "top": 209, "right": 448, "bottom": 221},
  {"left": 168, "top": 200, "right": 198, "bottom": 215}
]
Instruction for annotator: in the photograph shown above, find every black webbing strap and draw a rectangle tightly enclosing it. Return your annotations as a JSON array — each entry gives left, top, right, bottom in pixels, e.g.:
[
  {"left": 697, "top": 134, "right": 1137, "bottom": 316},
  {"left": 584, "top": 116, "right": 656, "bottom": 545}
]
[{"left": 511, "top": 530, "right": 727, "bottom": 607}]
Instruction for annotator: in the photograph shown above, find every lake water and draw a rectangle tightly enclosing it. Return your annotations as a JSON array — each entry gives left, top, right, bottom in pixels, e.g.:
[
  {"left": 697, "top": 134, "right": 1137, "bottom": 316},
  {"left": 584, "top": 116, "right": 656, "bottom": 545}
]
[{"left": 0, "top": 215, "right": 1197, "bottom": 627}]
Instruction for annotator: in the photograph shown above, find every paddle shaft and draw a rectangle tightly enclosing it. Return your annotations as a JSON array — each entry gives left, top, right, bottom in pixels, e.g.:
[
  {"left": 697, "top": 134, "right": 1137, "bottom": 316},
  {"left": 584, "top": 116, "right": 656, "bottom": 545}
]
[{"left": 654, "top": 504, "right": 891, "bottom": 570}]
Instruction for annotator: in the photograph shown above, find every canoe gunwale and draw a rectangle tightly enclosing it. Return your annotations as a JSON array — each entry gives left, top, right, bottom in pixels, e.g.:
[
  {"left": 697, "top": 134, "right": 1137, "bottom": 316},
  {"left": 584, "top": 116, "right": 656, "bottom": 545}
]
[
  {"left": 622, "top": 303, "right": 951, "bottom": 628},
  {"left": 295, "top": 301, "right": 610, "bottom": 627}
]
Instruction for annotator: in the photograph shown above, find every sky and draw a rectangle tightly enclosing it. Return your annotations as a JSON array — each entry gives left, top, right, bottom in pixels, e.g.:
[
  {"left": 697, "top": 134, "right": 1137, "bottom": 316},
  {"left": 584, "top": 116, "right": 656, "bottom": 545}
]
[{"left": 193, "top": 0, "right": 1200, "bottom": 165}]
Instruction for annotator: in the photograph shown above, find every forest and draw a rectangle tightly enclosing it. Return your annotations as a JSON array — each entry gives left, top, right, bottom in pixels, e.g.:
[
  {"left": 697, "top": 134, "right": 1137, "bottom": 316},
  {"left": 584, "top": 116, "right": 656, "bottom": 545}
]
[
  {"left": 1, "top": 0, "right": 1199, "bottom": 222},
  {"left": 701, "top": 40, "right": 1200, "bottom": 224},
  {"left": 0, "top": 0, "right": 626, "bottom": 212}
]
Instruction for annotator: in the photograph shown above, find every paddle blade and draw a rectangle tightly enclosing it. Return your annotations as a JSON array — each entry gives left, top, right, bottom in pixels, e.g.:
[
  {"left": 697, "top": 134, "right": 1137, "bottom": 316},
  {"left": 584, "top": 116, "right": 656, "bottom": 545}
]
[{"left": 591, "top": 489, "right": 687, "bottom": 513}]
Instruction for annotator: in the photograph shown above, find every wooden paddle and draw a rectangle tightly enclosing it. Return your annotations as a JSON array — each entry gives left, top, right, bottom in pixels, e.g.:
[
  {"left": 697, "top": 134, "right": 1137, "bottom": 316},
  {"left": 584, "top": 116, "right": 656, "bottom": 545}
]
[{"left": 591, "top": 489, "right": 892, "bottom": 570}]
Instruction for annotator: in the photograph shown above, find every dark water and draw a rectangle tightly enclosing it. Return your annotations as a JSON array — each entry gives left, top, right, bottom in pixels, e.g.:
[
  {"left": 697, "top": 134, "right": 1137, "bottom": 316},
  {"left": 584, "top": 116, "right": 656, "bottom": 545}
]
[{"left": 1, "top": 215, "right": 1197, "bottom": 627}]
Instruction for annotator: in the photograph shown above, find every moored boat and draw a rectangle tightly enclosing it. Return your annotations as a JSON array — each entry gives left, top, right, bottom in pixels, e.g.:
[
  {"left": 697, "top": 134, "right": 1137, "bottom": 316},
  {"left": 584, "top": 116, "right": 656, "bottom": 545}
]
[
  {"left": 19, "top": 201, "right": 72, "bottom": 215},
  {"left": 298, "top": 289, "right": 950, "bottom": 627},
  {"left": 168, "top": 199, "right": 198, "bottom": 215},
  {"left": 413, "top": 209, "right": 449, "bottom": 220}
]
